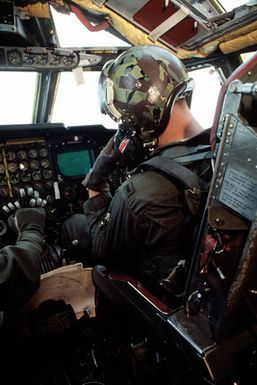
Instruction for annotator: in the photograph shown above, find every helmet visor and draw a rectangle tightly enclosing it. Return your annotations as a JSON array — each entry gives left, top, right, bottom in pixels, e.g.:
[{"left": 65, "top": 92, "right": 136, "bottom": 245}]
[{"left": 97, "top": 60, "right": 121, "bottom": 121}]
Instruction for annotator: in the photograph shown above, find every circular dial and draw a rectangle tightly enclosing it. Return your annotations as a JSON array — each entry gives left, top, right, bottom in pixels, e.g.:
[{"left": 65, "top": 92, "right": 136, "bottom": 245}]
[
  {"left": 37, "top": 54, "right": 48, "bottom": 65},
  {"left": 21, "top": 172, "right": 31, "bottom": 182},
  {"left": 39, "top": 148, "right": 48, "bottom": 157},
  {"left": 19, "top": 161, "right": 28, "bottom": 171},
  {"left": 10, "top": 174, "right": 19, "bottom": 184},
  {"left": 32, "top": 171, "right": 41, "bottom": 181},
  {"left": 17, "top": 150, "right": 27, "bottom": 160},
  {"left": 28, "top": 149, "right": 38, "bottom": 159},
  {"left": 0, "top": 177, "right": 6, "bottom": 185},
  {"left": 0, "top": 187, "right": 8, "bottom": 197},
  {"left": 23, "top": 53, "right": 35, "bottom": 65},
  {"left": 6, "top": 151, "right": 16, "bottom": 161},
  {"left": 42, "top": 169, "right": 52, "bottom": 179},
  {"left": 50, "top": 56, "right": 61, "bottom": 66},
  {"left": 8, "top": 162, "right": 18, "bottom": 173},
  {"left": 63, "top": 55, "right": 75, "bottom": 66},
  {"left": 30, "top": 160, "right": 40, "bottom": 170},
  {"left": 41, "top": 159, "right": 50, "bottom": 168},
  {"left": 7, "top": 49, "right": 22, "bottom": 65}
]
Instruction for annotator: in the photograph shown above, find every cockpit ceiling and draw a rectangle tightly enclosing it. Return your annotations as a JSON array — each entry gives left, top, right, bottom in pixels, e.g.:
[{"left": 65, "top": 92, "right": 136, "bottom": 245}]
[{"left": 15, "top": 1, "right": 257, "bottom": 59}]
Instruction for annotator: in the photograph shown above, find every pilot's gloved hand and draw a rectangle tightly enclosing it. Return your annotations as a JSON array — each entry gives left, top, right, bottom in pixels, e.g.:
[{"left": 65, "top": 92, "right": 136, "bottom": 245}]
[
  {"left": 1, "top": 188, "right": 47, "bottom": 235},
  {"left": 13, "top": 207, "right": 46, "bottom": 235},
  {"left": 82, "top": 135, "right": 130, "bottom": 192}
]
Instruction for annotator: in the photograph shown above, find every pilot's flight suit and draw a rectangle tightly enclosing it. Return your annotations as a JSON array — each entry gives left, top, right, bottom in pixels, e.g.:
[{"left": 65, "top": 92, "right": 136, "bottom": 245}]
[
  {"left": 62, "top": 129, "right": 212, "bottom": 291},
  {"left": 0, "top": 208, "right": 45, "bottom": 333}
]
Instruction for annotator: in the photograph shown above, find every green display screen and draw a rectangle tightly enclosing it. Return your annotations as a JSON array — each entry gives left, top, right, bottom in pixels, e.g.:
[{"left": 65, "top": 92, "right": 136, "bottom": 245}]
[{"left": 57, "top": 149, "right": 93, "bottom": 177}]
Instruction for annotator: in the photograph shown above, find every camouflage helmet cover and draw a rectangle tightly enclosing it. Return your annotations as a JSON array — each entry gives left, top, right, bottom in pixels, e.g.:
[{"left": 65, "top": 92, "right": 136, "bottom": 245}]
[{"left": 98, "top": 45, "right": 194, "bottom": 141}]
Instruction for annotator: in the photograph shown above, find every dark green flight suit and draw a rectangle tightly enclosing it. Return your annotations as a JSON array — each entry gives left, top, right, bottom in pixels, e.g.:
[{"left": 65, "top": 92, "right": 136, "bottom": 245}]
[{"left": 0, "top": 208, "right": 45, "bottom": 334}]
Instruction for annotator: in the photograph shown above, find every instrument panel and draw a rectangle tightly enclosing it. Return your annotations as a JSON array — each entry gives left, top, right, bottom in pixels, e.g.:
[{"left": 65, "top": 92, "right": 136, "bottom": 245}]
[
  {"left": 0, "top": 46, "right": 102, "bottom": 71},
  {"left": 0, "top": 139, "right": 55, "bottom": 200},
  {"left": 0, "top": 123, "right": 114, "bottom": 255}
]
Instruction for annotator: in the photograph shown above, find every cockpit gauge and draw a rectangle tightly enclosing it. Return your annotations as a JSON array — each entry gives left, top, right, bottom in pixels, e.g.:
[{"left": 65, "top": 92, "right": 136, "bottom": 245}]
[
  {"left": 21, "top": 172, "right": 31, "bottom": 182},
  {"left": 0, "top": 177, "right": 6, "bottom": 186},
  {"left": 28, "top": 149, "right": 38, "bottom": 159},
  {"left": 19, "top": 161, "right": 28, "bottom": 171},
  {"left": 37, "top": 54, "right": 48, "bottom": 65},
  {"left": 0, "top": 187, "right": 8, "bottom": 197},
  {"left": 39, "top": 148, "right": 48, "bottom": 157},
  {"left": 23, "top": 53, "right": 35, "bottom": 65},
  {"left": 30, "top": 160, "right": 40, "bottom": 170},
  {"left": 0, "top": 164, "right": 5, "bottom": 174},
  {"left": 63, "top": 55, "right": 75, "bottom": 66},
  {"left": 17, "top": 150, "right": 27, "bottom": 160},
  {"left": 43, "top": 169, "right": 52, "bottom": 179},
  {"left": 7, "top": 49, "right": 22, "bottom": 65},
  {"left": 10, "top": 174, "right": 19, "bottom": 184},
  {"left": 50, "top": 56, "right": 61, "bottom": 66},
  {"left": 41, "top": 159, "right": 50, "bottom": 168},
  {"left": 32, "top": 171, "right": 41, "bottom": 181},
  {"left": 8, "top": 162, "right": 18, "bottom": 173},
  {"left": 6, "top": 151, "right": 16, "bottom": 161}
]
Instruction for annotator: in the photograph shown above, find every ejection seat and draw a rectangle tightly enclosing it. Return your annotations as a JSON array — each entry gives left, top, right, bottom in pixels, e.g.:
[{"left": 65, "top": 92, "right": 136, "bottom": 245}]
[{"left": 92, "top": 52, "right": 257, "bottom": 384}]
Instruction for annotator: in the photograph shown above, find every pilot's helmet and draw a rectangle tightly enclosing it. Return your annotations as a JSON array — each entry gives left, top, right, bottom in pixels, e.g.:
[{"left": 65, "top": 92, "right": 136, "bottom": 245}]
[{"left": 98, "top": 45, "right": 194, "bottom": 143}]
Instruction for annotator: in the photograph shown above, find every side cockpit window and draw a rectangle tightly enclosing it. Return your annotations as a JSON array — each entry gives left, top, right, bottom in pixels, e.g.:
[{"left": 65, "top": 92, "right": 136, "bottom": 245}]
[
  {"left": 189, "top": 66, "right": 222, "bottom": 129},
  {"left": 51, "top": 71, "right": 118, "bottom": 129},
  {"left": 0, "top": 71, "right": 37, "bottom": 124}
]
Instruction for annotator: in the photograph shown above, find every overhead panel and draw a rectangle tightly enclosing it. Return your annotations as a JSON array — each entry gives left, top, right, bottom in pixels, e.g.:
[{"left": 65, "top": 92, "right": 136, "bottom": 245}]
[
  {"left": 133, "top": 0, "right": 197, "bottom": 47},
  {"left": 90, "top": 0, "right": 257, "bottom": 57},
  {"left": 102, "top": 0, "right": 220, "bottom": 49}
]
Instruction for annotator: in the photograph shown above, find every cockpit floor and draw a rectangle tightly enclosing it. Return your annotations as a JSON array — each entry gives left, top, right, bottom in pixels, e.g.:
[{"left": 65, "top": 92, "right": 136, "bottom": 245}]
[{"left": 4, "top": 315, "right": 135, "bottom": 385}]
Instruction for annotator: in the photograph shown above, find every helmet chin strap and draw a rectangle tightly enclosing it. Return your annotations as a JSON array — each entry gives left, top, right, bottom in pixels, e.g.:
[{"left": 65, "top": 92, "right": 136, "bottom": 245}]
[
  {"left": 142, "top": 140, "right": 157, "bottom": 153},
  {"left": 143, "top": 140, "right": 158, "bottom": 154}
]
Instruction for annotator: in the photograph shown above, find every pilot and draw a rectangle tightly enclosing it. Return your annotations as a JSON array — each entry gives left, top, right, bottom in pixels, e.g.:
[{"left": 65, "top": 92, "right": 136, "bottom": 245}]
[
  {"left": 62, "top": 45, "right": 212, "bottom": 293},
  {"left": 0, "top": 193, "right": 46, "bottom": 336}
]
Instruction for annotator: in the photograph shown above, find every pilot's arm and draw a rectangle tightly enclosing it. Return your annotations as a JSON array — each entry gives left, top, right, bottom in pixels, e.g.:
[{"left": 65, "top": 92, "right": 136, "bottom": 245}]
[
  {"left": 0, "top": 207, "right": 45, "bottom": 310},
  {"left": 82, "top": 135, "right": 130, "bottom": 199},
  {"left": 84, "top": 167, "right": 185, "bottom": 292}
]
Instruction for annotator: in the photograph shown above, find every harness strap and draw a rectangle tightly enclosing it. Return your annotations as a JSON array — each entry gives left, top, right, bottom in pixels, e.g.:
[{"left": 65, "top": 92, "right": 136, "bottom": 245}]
[
  {"left": 133, "top": 156, "right": 209, "bottom": 191},
  {"left": 151, "top": 144, "right": 211, "bottom": 161}
]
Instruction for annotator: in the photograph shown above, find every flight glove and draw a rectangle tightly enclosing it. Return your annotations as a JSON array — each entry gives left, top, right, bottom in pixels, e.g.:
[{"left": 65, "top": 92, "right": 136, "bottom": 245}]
[
  {"left": 82, "top": 135, "right": 130, "bottom": 192},
  {"left": 2, "top": 188, "right": 47, "bottom": 235},
  {"left": 14, "top": 207, "right": 46, "bottom": 235}
]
